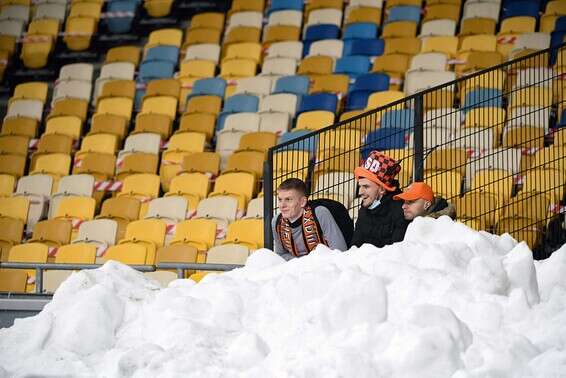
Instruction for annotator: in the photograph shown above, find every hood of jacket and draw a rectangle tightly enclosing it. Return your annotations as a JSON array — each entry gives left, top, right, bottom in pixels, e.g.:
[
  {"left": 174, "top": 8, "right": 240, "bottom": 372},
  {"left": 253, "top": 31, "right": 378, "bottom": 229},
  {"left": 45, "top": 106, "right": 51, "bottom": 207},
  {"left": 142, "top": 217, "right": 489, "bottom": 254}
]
[{"left": 424, "top": 196, "right": 457, "bottom": 220}]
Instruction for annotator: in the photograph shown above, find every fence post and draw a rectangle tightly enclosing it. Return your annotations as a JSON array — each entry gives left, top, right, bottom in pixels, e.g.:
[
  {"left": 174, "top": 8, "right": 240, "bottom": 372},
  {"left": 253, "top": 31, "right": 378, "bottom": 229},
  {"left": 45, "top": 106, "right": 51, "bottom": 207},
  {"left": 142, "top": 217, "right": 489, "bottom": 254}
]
[
  {"left": 413, "top": 94, "right": 425, "bottom": 181},
  {"left": 263, "top": 149, "right": 274, "bottom": 250},
  {"left": 35, "top": 267, "right": 43, "bottom": 294}
]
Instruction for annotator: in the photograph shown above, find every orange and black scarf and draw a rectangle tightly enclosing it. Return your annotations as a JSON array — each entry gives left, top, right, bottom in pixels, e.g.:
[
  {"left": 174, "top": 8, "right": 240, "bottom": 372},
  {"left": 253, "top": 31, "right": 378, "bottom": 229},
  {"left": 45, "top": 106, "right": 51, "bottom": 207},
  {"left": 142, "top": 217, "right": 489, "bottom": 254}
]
[{"left": 276, "top": 204, "right": 326, "bottom": 256}]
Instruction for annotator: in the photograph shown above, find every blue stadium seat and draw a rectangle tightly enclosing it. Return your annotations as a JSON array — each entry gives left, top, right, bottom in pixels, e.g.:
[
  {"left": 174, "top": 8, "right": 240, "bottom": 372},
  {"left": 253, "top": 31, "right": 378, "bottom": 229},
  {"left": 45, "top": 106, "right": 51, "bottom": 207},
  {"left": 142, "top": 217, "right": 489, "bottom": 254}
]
[
  {"left": 216, "top": 94, "right": 260, "bottom": 131},
  {"left": 386, "top": 6, "right": 421, "bottom": 23},
  {"left": 138, "top": 61, "right": 175, "bottom": 82},
  {"left": 278, "top": 130, "right": 317, "bottom": 153},
  {"left": 381, "top": 109, "right": 415, "bottom": 129},
  {"left": 463, "top": 88, "right": 503, "bottom": 110},
  {"left": 343, "top": 23, "right": 378, "bottom": 39},
  {"left": 346, "top": 73, "right": 390, "bottom": 110},
  {"left": 343, "top": 39, "right": 384, "bottom": 57},
  {"left": 274, "top": 75, "right": 310, "bottom": 97},
  {"left": 106, "top": 0, "right": 137, "bottom": 34},
  {"left": 134, "top": 87, "right": 145, "bottom": 111},
  {"left": 268, "top": 0, "right": 303, "bottom": 13},
  {"left": 335, "top": 56, "right": 371, "bottom": 79},
  {"left": 362, "top": 128, "right": 407, "bottom": 158},
  {"left": 557, "top": 108, "right": 566, "bottom": 128},
  {"left": 304, "top": 24, "right": 341, "bottom": 41},
  {"left": 298, "top": 93, "right": 338, "bottom": 114},
  {"left": 144, "top": 46, "right": 179, "bottom": 63},
  {"left": 555, "top": 16, "right": 566, "bottom": 32},
  {"left": 189, "top": 78, "right": 227, "bottom": 98},
  {"left": 502, "top": 1, "right": 539, "bottom": 19}
]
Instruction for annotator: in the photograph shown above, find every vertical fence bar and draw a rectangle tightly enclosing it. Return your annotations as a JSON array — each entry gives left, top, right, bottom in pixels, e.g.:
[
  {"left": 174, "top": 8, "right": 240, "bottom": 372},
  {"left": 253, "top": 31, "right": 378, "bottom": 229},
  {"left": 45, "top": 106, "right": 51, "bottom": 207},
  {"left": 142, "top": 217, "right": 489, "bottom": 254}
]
[
  {"left": 263, "top": 149, "right": 274, "bottom": 250},
  {"left": 413, "top": 93, "right": 425, "bottom": 181}
]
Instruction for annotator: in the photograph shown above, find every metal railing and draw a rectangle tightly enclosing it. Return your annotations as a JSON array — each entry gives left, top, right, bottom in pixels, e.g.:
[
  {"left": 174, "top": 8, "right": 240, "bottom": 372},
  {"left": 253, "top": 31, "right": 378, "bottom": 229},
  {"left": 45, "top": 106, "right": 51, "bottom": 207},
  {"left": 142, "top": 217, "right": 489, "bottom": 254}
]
[{"left": 264, "top": 43, "right": 566, "bottom": 259}]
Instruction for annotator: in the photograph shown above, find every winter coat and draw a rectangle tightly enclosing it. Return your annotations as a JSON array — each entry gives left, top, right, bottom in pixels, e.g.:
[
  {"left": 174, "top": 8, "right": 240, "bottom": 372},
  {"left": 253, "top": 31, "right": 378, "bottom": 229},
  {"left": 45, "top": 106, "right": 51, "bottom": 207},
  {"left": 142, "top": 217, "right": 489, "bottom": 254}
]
[
  {"left": 424, "top": 196, "right": 457, "bottom": 220},
  {"left": 351, "top": 188, "right": 410, "bottom": 248}
]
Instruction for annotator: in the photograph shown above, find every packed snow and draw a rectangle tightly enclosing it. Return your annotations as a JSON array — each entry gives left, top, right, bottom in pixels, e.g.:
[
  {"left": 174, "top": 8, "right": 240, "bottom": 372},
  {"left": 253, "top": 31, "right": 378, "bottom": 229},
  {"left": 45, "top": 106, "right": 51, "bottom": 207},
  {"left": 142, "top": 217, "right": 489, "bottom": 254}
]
[{"left": 1, "top": 216, "right": 566, "bottom": 377}]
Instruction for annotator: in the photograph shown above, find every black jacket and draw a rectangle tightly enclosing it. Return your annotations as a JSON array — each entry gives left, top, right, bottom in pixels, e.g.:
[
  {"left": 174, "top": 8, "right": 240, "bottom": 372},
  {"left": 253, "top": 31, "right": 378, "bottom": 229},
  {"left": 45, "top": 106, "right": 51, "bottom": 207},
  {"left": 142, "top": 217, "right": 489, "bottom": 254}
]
[{"left": 351, "top": 188, "right": 410, "bottom": 248}]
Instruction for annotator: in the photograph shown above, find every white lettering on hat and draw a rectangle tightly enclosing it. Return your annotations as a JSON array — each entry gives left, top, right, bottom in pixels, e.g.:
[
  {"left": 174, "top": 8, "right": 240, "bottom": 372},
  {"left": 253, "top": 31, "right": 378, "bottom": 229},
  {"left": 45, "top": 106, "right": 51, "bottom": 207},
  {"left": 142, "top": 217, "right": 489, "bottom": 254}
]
[{"left": 364, "top": 157, "right": 381, "bottom": 173}]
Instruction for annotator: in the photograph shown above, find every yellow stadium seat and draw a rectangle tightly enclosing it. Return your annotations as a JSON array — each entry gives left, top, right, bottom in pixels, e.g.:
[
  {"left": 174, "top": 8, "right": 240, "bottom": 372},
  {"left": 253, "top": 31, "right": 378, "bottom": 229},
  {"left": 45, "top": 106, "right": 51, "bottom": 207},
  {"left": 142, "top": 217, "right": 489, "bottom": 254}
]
[
  {"left": 222, "top": 218, "right": 263, "bottom": 249},
  {"left": 471, "top": 168, "right": 513, "bottom": 203},
  {"left": 55, "top": 243, "right": 96, "bottom": 264},
  {"left": 144, "top": 0, "right": 174, "bottom": 18},
  {"left": 105, "top": 45, "right": 141, "bottom": 66},
  {"left": 455, "top": 51, "right": 503, "bottom": 75},
  {"left": 103, "top": 243, "right": 148, "bottom": 265},
  {"left": 96, "top": 96, "right": 134, "bottom": 122},
  {"left": 531, "top": 146, "right": 566, "bottom": 173},
  {"left": 424, "top": 3, "right": 460, "bottom": 22},
  {"left": 298, "top": 55, "right": 333, "bottom": 76},
  {"left": 263, "top": 25, "right": 301, "bottom": 43},
  {"left": 383, "top": 37, "right": 421, "bottom": 55},
  {"left": 44, "top": 115, "right": 82, "bottom": 141},
  {"left": 21, "top": 19, "right": 58, "bottom": 69},
  {"left": 310, "top": 74, "right": 349, "bottom": 94},
  {"left": 117, "top": 219, "right": 167, "bottom": 264},
  {"left": 77, "top": 133, "right": 118, "bottom": 157},
  {"left": 0, "top": 269, "right": 27, "bottom": 292},
  {"left": 510, "top": 86, "right": 552, "bottom": 108},
  {"left": 133, "top": 113, "right": 172, "bottom": 140},
  {"left": 522, "top": 168, "right": 565, "bottom": 204},
  {"left": 366, "top": 90, "right": 405, "bottom": 110},
  {"left": 230, "top": 0, "right": 264, "bottom": 13},
  {"left": 346, "top": 6, "right": 382, "bottom": 25},
  {"left": 0, "top": 134, "right": 28, "bottom": 155},
  {"left": 382, "top": 21, "right": 417, "bottom": 38},
  {"left": 460, "top": 18, "right": 496, "bottom": 36},
  {"left": 454, "top": 191, "right": 499, "bottom": 230},
  {"left": 183, "top": 28, "right": 222, "bottom": 47},
  {"left": 179, "top": 60, "right": 216, "bottom": 84},
  {"left": 499, "top": 16, "right": 536, "bottom": 34},
  {"left": 421, "top": 36, "right": 459, "bottom": 58},
  {"left": 30, "top": 153, "right": 71, "bottom": 180},
  {"left": 273, "top": 149, "right": 310, "bottom": 182},
  {"left": 98, "top": 79, "right": 136, "bottom": 102},
  {"left": 55, "top": 196, "right": 96, "bottom": 223},
  {"left": 147, "top": 28, "right": 182, "bottom": 48},
  {"left": 0, "top": 196, "right": 29, "bottom": 223},
  {"left": 496, "top": 216, "right": 541, "bottom": 249},
  {"left": 0, "top": 174, "right": 15, "bottom": 197},
  {"left": 464, "top": 107, "right": 506, "bottom": 136},
  {"left": 425, "top": 148, "right": 468, "bottom": 176},
  {"left": 237, "top": 132, "right": 278, "bottom": 155},
  {"left": 186, "top": 95, "right": 222, "bottom": 115},
  {"left": 50, "top": 98, "right": 88, "bottom": 122},
  {"left": 96, "top": 196, "right": 140, "bottom": 240},
  {"left": 459, "top": 34, "right": 497, "bottom": 53},
  {"left": 178, "top": 113, "right": 216, "bottom": 141},
  {"left": 425, "top": 169, "right": 462, "bottom": 200},
  {"left": 224, "top": 26, "right": 261, "bottom": 46},
  {"left": 116, "top": 153, "right": 159, "bottom": 182},
  {"left": 28, "top": 219, "right": 71, "bottom": 248},
  {"left": 0, "top": 217, "right": 24, "bottom": 262},
  {"left": 11, "top": 81, "right": 48, "bottom": 103},
  {"left": 224, "top": 150, "right": 264, "bottom": 179},
  {"left": 64, "top": 17, "right": 96, "bottom": 51},
  {"left": 0, "top": 154, "right": 26, "bottom": 180},
  {"left": 165, "top": 172, "right": 210, "bottom": 211},
  {"left": 170, "top": 218, "right": 216, "bottom": 252},
  {"left": 385, "top": 0, "right": 420, "bottom": 8},
  {"left": 224, "top": 42, "right": 262, "bottom": 64},
  {"left": 73, "top": 152, "right": 116, "bottom": 181},
  {"left": 8, "top": 242, "right": 48, "bottom": 292},
  {"left": 220, "top": 58, "right": 257, "bottom": 79},
  {"left": 296, "top": 110, "right": 335, "bottom": 131},
  {"left": 141, "top": 96, "right": 178, "bottom": 121},
  {"left": 181, "top": 152, "right": 221, "bottom": 176},
  {"left": 189, "top": 12, "right": 225, "bottom": 31},
  {"left": 209, "top": 172, "right": 256, "bottom": 209},
  {"left": 1, "top": 116, "right": 38, "bottom": 138},
  {"left": 503, "top": 126, "right": 545, "bottom": 149}
]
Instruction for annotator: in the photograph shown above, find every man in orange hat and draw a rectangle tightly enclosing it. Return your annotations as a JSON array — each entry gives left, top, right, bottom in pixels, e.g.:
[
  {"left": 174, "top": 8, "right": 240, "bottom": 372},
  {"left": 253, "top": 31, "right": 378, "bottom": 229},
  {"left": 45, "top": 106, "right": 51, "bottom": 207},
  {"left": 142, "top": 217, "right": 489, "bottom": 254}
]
[
  {"left": 393, "top": 182, "right": 456, "bottom": 221},
  {"left": 351, "top": 151, "right": 410, "bottom": 248}
]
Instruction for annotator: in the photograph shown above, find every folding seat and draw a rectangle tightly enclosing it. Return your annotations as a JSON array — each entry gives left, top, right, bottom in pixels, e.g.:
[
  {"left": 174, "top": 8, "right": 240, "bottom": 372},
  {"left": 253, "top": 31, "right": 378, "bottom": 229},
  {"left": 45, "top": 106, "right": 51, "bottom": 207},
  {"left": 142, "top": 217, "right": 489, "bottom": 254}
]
[
  {"left": 177, "top": 113, "right": 215, "bottom": 142},
  {"left": 165, "top": 172, "right": 210, "bottom": 212},
  {"left": 0, "top": 154, "right": 26, "bottom": 179},
  {"left": 224, "top": 26, "right": 261, "bottom": 47},
  {"left": 541, "top": 1, "right": 566, "bottom": 32},
  {"left": 424, "top": 170, "right": 462, "bottom": 200},
  {"left": 178, "top": 60, "right": 216, "bottom": 88},
  {"left": 26, "top": 218, "right": 70, "bottom": 248},
  {"left": 110, "top": 219, "right": 166, "bottom": 264},
  {"left": 73, "top": 218, "right": 118, "bottom": 250},
  {"left": 383, "top": 36, "right": 421, "bottom": 55},
  {"left": 507, "top": 107, "right": 550, "bottom": 133},
  {"left": 195, "top": 196, "right": 239, "bottom": 230},
  {"left": 103, "top": 242, "right": 148, "bottom": 265},
  {"left": 386, "top": 5, "right": 421, "bottom": 23},
  {"left": 263, "top": 25, "right": 301, "bottom": 43},
  {"left": 404, "top": 70, "right": 455, "bottom": 96},
  {"left": 0, "top": 215, "right": 24, "bottom": 261},
  {"left": 421, "top": 36, "right": 459, "bottom": 58},
  {"left": 499, "top": 192, "right": 549, "bottom": 230},
  {"left": 189, "top": 12, "right": 224, "bottom": 31},
  {"left": 160, "top": 132, "right": 206, "bottom": 183},
  {"left": 97, "top": 63, "right": 136, "bottom": 98},
  {"left": 305, "top": 0, "right": 343, "bottom": 15},
  {"left": 312, "top": 171, "right": 357, "bottom": 205},
  {"left": 54, "top": 196, "right": 96, "bottom": 231},
  {"left": 73, "top": 151, "right": 116, "bottom": 181},
  {"left": 424, "top": 147, "right": 468, "bottom": 177},
  {"left": 206, "top": 244, "right": 250, "bottom": 264},
  {"left": 530, "top": 146, "right": 566, "bottom": 173},
  {"left": 343, "top": 22, "right": 378, "bottom": 40},
  {"left": 496, "top": 217, "right": 542, "bottom": 250},
  {"left": 273, "top": 149, "right": 311, "bottom": 179},
  {"left": 0, "top": 268, "right": 28, "bottom": 292},
  {"left": 154, "top": 242, "right": 198, "bottom": 277},
  {"left": 224, "top": 150, "right": 264, "bottom": 180},
  {"left": 306, "top": 8, "right": 342, "bottom": 27},
  {"left": 522, "top": 168, "right": 565, "bottom": 204},
  {"left": 121, "top": 132, "right": 163, "bottom": 158},
  {"left": 266, "top": 41, "right": 304, "bottom": 61},
  {"left": 105, "top": 46, "right": 141, "bottom": 66},
  {"left": 371, "top": 53, "right": 410, "bottom": 81},
  {"left": 260, "top": 93, "right": 298, "bottom": 117},
  {"left": 459, "top": 35, "right": 498, "bottom": 54},
  {"left": 219, "top": 59, "right": 257, "bottom": 80},
  {"left": 30, "top": 153, "right": 71, "bottom": 181},
  {"left": 381, "top": 109, "right": 415, "bottom": 130},
  {"left": 424, "top": 4, "right": 460, "bottom": 22},
  {"left": 0, "top": 196, "right": 29, "bottom": 227},
  {"left": 308, "top": 39, "right": 343, "bottom": 59},
  {"left": 268, "top": 10, "right": 302, "bottom": 27},
  {"left": 296, "top": 110, "right": 335, "bottom": 131},
  {"left": 145, "top": 196, "right": 188, "bottom": 224},
  {"left": 361, "top": 128, "right": 407, "bottom": 158},
  {"left": 64, "top": 16, "right": 96, "bottom": 51},
  {"left": 462, "top": 1, "right": 500, "bottom": 22},
  {"left": 384, "top": 0, "right": 420, "bottom": 8},
  {"left": 20, "top": 18, "right": 58, "bottom": 69},
  {"left": 462, "top": 88, "right": 504, "bottom": 110},
  {"left": 409, "top": 52, "right": 448, "bottom": 72},
  {"left": 460, "top": 17, "right": 497, "bottom": 36},
  {"left": 243, "top": 197, "right": 263, "bottom": 219},
  {"left": 0, "top": 4, "right": 29, "bottom": 23},
  {"left": 59, "top": 63, "right": 93, "bottom": 82},
  {"left": 349, "top": 0, "right": 383, "bottom": 6},
  {"left": 419, "top": 19, "right": 456, "bottom": 37},
  {"left": 147, "top": 28, "right": 182, "bottom": 49},
  {"left": 140, "top": 95, "right": 178, "bottom": 122},
  {"left": 184, "top": 44, "right": 221, "bottom": 64},
  {"left": 7, "top": 242, "right": 48, "bottom": 292},
  {"left": 455, "top": 51, "right": 504, "bottom": 75},
  {"left": 133, "top": 113, "right": 172, "bottom": 141},
  {"left": 261, "top": 57, "right": 297, "bottom": 77},
  {"left": 310, "top": 74, "right": 349, "bottom": 94},
  {"left": 268, "top": 0, "right": 303, "bottom": 14},
  {"left": 513, "top": 68, "right": 554, "bottom": 90},
  {"left": 10, "top": 82, "right": 48, "bottom": 104},
  {"left": 0, "top": 174, "right": 15, "bottom": 197},
  {"left": 96, "top": 96, "right": 133, "bottom": 122},
  {"left": 49, "top": 98, "right": 88, "bottom": 123},
  {"left": 464, "top": 107, "right": 506, "bottom": 136},
  {"left": 278, "top": 130, "right": 318, "bottom": 154},
  {"left": 465, "top": 148, "right": 522, "bottom": 188},
  {"left": 502, "top": 1, "right": 539, "bottom": 20},
  {"left": 104, "top": 0, "right": 136, "bottom": 33},
  {"left": 510, "top": 33, "right": 551, "bottom": 58},
  {"left": 366, "top": 90, "right": 405, "bottom": 110},
  {"left": 298, "top": 55, "right": 334, "bottom": 76},
  {"left": 117, "top": 173, "right": 160, "bottom": 204},
  {"left": 345, "top": 73, "right": 389, "bottom": 110},
  {"left": 500, "top": 16, "right": 536, "bottom": 35},
  {"left": 453, "top": 191, "right": 499, "bottom": 230},
  {"left": 180, "top": 152, "right": 220, "bottom": 177},
  {"left": 298, "top": 93, "right": 338, "bottom": 114},
  {"left": 303, "top": 24, "right": 340, "bottom": 43},
  {"left": 48, "top": 174, "right": 94, "bottom": 218},
  {"left": 186, "top": 95, "right": 222, "bottom": 115},
  {"left": 144, "top": 0, "right": 174, "bottom": 18},
  {"left": 222, "top": 218, "right": 263, "bottom": 249},
  {"left": 96, "top": 196, "right": 140, "bottom": 240},
  {"left": 229, "top": 0, "right": 264, "bottom": 13},
  {"left": 52, "top": 80, "right": 92, "bottom": 106},
  {"left": 273, "top": 75, "right": 310, "bottom": 96},
  {"left": 183, "top": 27, "right": 222, "bottom": 48},
  {"left": 334, "top": 56, "right": 371, "bottom": 79},
  {"left": 509, "top": 87, "right": 552, "bottom": 109},
  {"left": 139, "top": 61, "right": 176, "bottom": 82},
  {"left": 345, "top": 6, "right": 382, "bottom": 25},
  {"left": 450, "top": 127, "right": 495, "bottom": 150},
  {"left": 237, "top": 132, "right": 278, "bottom": 155},
  {"left": 470, "top": 168, "right": 514, "bottom": 204},
  {"left": 235, "top": 78, "right": 273, "bottom": 99},
  {"left": 224, "top": 42, "right": 262, "bottom": 65},
  {"left": 116, "top": 153, "right": 159, "bottom": 181},
  {"left": 6, "top": 99, "right": 43, "bottom": 122},
  {"left": 0, "top": 134, "right": 28, "bottom": 156}
]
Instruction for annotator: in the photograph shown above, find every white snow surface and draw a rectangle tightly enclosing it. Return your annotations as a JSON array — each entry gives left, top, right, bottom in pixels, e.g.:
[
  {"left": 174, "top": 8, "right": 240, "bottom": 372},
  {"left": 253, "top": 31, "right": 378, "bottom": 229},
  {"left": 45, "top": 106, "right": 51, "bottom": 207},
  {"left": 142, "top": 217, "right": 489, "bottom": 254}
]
[{"left": 1, "top": 217, "right": 566, "bottom": 377}]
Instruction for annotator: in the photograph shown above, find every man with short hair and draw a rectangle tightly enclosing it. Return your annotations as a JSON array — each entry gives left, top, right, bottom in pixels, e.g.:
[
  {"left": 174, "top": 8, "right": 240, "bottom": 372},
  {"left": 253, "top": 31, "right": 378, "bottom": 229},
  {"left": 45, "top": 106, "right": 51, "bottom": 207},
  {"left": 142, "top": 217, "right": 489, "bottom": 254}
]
[
  {"left": 393, "top": 182, "right": 456, "bottom": 221},
  {"left": 351, "top": 151, "right": 410, "bottom": 248},
  {"left": 272, "top": 178, "right": 348, "bottom": 260}
]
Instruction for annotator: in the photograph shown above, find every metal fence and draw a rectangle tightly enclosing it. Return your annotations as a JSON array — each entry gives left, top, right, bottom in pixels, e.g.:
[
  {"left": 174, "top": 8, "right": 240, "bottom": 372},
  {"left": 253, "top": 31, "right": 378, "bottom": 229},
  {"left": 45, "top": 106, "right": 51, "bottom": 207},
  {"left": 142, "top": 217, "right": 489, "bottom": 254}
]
[{"left": 264, "top": 43, "right": 566, "bottom": 260}]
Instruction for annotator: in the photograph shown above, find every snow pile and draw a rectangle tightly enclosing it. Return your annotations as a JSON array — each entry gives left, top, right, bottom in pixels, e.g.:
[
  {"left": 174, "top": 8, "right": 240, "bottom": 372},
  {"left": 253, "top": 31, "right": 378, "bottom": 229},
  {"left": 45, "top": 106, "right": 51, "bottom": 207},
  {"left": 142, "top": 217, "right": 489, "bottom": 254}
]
[{"left": 1, "top": 217, "right": 566, "bottom": 377}]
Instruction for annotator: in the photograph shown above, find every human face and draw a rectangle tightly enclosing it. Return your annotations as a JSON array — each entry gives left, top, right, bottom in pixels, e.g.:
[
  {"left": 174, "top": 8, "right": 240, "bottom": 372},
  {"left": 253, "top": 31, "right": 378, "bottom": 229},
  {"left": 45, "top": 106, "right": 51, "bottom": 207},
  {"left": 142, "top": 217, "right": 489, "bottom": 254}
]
[
  {"left": 277, "top": 189, "right": 307, "bottom": 220},
  {"left": 358, "top": 178, "right": 384, "bottom": 208},
  {"left": 402, "top": 198, "right": 430, "bottom": 220}
]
